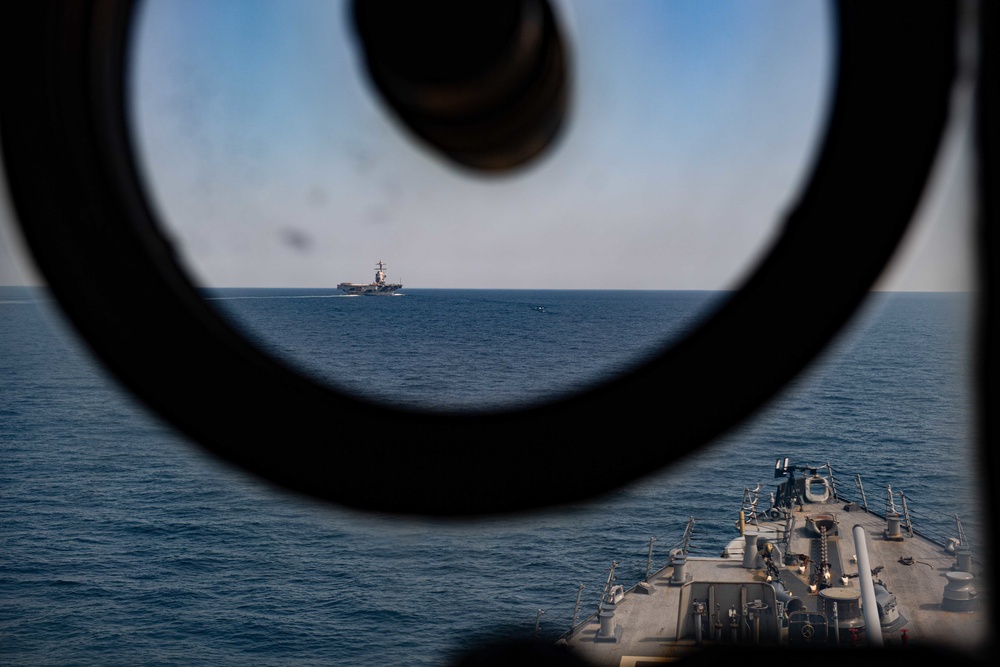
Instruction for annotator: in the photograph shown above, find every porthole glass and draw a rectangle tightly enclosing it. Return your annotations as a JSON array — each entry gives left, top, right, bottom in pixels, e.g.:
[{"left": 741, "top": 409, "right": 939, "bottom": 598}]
[{"left": 127, "top": 0, "right": 833, "bottom": 412}]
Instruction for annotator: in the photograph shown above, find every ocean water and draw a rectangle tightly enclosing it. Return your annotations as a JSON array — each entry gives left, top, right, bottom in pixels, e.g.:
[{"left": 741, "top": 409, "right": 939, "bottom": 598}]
[
  {"left": 0, "top": 288, "right": 983, "bottom": 665},
  {"left": 202, "top": 288, "right": 727, "bottom": 412}
]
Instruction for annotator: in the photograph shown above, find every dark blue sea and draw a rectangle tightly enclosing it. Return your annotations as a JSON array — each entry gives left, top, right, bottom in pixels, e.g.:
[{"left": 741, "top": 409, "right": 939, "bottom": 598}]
[{"left": 0, "top": 288, "right": 983, "bottom": 665}]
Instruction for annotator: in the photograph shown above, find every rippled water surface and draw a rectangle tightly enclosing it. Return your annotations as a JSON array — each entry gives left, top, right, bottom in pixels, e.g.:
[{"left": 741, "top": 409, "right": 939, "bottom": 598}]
[{"left": 1, "top": 289, "right": 981, "bottom": 665}]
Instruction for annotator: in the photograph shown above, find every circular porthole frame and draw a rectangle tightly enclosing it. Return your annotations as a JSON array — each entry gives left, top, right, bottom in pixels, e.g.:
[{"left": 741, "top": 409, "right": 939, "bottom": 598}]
[{"left": 1, "top": 1, "right": 957, "bottom": 516}]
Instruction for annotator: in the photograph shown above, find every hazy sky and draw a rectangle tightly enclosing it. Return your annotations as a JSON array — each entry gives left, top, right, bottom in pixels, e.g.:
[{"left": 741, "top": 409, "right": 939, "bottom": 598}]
[{"left": 0, "top": 0, "right": 976, "bottom": 291}]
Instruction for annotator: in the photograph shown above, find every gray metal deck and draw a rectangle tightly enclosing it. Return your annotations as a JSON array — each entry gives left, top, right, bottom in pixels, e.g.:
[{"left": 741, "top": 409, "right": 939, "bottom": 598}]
[{"left": 559, "top": 502, "right": 987, "bottom": 665}]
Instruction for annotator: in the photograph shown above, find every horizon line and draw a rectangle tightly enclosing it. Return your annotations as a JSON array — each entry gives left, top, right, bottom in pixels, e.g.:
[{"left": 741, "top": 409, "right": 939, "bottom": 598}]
[{"left": 0, "top": 284, "right": 976, "bottom": 294}]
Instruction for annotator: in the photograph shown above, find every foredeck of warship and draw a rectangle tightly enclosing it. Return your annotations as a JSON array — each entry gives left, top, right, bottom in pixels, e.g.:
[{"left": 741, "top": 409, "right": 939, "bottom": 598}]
[{"left": 560, "top": 503, "right": 987, "bottom": 666}]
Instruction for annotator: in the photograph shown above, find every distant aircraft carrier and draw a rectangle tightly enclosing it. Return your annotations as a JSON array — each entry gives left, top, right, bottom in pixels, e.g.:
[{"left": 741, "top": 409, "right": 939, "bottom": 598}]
[{"left": 337, "top": 261, "right": 402, "bottom": 296}]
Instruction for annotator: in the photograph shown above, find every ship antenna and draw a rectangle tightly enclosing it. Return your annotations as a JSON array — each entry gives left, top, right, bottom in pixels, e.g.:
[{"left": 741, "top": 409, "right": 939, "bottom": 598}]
[{"left": 597, "top": 561, "right": 618, "bottom": 613}]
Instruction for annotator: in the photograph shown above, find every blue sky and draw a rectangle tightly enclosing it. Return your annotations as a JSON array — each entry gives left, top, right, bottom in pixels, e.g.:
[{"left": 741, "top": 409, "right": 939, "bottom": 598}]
[{"left": 0, "top": 0, "right": 975, "bottom": 290}]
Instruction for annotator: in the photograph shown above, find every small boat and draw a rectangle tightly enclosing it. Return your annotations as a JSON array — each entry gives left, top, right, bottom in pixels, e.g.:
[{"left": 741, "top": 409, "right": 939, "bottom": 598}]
[
  {"left": 337, "top": 261, "right": 402, "bottom": 296},
  {"left": 555, "top": 458, "right": 985, "bottom": 663}
]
